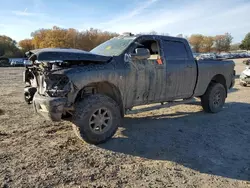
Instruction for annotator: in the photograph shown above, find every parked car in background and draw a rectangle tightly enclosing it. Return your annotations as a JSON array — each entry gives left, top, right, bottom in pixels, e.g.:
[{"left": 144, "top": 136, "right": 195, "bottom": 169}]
[
  {"left": 221, "top": 53, "right": 230, "bottom": 59},
  {"left": 239, "top": 53, "right": 244, "bottom": 58},
  {"left": 210, "top": 53, "right": 217, "bottom": 60},
  {"left": 232, "top": 53, "right": 241, "bottom": 58},
  {"left": 216, "top": 53, "right": 224, "bottom": 59},
  {"left": 244, "top": 52, "right": 250, "bottom": 58},
  {"left": 23, "top": 59, "right": 31, "bottom": 66},
  {"left": 198, "top": 53, "right": 216, "bottom": 60},
  {"left": 240, "top": 59, "right": 250, "bottom": 87},
  {"left": 193, "top": 53, "right": 200, "bottom": 59},
  {"left": 10, "top": 59, "right": 24, "bottom": 67}
]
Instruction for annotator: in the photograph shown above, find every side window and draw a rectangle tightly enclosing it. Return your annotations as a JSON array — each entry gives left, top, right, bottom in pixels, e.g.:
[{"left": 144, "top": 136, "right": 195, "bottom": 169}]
[
  {"left": 163, "top": 40, "right": 188, "bottom": 59},
  {"left": 133, "top": 40, "right": 163, "bottom": 65}
]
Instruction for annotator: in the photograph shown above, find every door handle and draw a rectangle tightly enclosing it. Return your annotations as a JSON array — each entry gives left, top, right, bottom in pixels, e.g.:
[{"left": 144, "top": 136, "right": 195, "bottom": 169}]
[{"left": 186, "top": 65, "right": 193, "bottom": 68}]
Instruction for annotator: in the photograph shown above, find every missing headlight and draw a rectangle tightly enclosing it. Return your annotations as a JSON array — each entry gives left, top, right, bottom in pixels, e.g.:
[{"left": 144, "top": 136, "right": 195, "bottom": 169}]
[
  {"left": 240, "top": 73, "right": 247, "bottom": 79},
  {"left": 45, "top": 74, "right": 71, "bottom": 97}
]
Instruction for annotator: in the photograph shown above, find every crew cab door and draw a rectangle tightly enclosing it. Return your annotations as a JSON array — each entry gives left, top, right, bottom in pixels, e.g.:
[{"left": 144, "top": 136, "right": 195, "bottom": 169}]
[
  {"left": 124, "top": 37, "right": 166, "bottom": 107},
  {"left": 161, "top": 39, "right": 197, "bottom": 99}
]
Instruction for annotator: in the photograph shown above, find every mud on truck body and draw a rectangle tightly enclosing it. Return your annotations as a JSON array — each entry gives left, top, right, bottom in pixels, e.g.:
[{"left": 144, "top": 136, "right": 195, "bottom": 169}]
[{"left": 23, "top": 34, "right": 236, "bottom": 144}]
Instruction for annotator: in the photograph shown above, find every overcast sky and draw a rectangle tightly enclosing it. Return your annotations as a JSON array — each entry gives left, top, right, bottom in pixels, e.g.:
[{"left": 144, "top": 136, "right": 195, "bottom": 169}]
[{"left": 0, "top": 0, "right": 249, "bottom": 43}]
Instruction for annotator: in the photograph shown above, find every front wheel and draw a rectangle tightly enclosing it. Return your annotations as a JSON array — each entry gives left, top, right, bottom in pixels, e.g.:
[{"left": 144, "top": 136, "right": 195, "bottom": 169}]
[
  {"left": 201, "top": 83, "right": 226, "bottom": 113},
  {"left": 72, "top": 94, "right": 121, "bottom": 145},
  {"left": 240, "top": 82, "right": 247, "bottom": 87}
]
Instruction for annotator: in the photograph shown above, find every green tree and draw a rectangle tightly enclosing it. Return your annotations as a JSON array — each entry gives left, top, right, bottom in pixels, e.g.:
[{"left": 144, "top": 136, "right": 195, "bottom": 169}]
[
  {"left": 214, "top": 33, "right": 233, "bottom": 52},
  {"left": 19, "top": 39, "right": 34, "bottom": 52},
  {"left": 230, "top": 43, "right": 241, "bottom": 51},
  {"left": 30, "top": 26, "right": 118, "bottom": 51},
  {"left": 0, "top": 57, "right": 9, "bottom": 67},
  {"left": 240, "top": 32, "right": 250, "bottom": 50},
  {"left": 201, "top": 36, "right": 214, "bottom": 52},
  {"left": 0, "top": 35, "right": 22, "bottom": 58}
]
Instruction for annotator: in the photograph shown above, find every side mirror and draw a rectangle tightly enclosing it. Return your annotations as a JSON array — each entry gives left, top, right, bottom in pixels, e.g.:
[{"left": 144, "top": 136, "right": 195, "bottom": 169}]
[{"left": 131, "top": 48, "right": 150, "bottom": 60}]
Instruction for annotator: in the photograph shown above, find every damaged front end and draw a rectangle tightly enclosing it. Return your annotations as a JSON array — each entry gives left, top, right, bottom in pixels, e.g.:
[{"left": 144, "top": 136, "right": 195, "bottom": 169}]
[
  {"left": 23, "top": 60, "right": 73, "bottom": 121},
  {"left": 23, "top": 48, "right": 112, "bottom": 121}
]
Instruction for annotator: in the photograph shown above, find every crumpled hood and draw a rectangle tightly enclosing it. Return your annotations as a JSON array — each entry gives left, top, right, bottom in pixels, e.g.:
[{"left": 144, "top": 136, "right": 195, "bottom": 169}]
[{"left": 25, "top": 48, "right": 112, "bottom": 62}]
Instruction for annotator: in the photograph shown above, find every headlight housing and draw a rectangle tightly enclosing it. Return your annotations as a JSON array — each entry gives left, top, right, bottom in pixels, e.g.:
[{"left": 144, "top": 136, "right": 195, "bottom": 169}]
[
  {"left": 45, "top": 74, "right": 71, "bottom": 97},
  {"left": 240, "top": 73, "right": 246, "bottom": 79}
]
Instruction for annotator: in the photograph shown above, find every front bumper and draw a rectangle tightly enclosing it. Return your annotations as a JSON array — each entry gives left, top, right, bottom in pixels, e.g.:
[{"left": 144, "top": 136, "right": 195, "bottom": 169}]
[
  {"left": 240, "top": 73, "right": 250, "bottom": 84},
  {"left": 240, "top": 78, "right": 250, "bottom": 84},
  {"left": 33, "top": 93, "right": 67, "bottom": 121}
]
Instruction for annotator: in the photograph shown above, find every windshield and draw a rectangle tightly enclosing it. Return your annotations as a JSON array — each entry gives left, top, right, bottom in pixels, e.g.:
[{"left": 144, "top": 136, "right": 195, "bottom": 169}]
[{"left": 90, "top": 37, "right": 135, "bottom": 56}]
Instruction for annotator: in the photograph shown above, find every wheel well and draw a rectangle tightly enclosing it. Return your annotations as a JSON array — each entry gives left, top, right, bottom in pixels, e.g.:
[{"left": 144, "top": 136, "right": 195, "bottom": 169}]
[
  {"left": 75, "top": 82, "right": 124, "bottom": 116},
  {"left": 210, "top": 74, "right": 227, "bottom": 95}
]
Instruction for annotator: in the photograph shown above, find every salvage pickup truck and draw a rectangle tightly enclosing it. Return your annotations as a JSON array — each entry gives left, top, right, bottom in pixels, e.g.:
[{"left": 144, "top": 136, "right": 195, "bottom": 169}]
[{"left": 23, "top": 33, "right": 235, "bottom": 144}]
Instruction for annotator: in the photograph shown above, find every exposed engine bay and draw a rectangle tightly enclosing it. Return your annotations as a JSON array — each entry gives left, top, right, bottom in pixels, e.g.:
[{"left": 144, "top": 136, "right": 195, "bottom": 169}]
[
  {"left": 23, "top": 48, "right": 112, "bottom": 104},
  {"left": 23, "top": 59, "right": 105, "bottom": 104},
  {"left": 24, "top": 61, "right": 70, "bottom": 103}
]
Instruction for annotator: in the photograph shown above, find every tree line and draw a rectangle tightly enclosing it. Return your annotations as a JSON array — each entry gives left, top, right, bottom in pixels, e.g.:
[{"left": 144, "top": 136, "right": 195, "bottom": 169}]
[
  {"left": 189, "top": 33, "right": 236, "bottom": 53},
  {"left": 0, "top": 35, "right": 23, "bottom": 58},
  {"left": 1, "top": 26, "right": 118, "bottom": 58},
  {"left": 1, "top": 26, "right": 250, "bottom": 58}
]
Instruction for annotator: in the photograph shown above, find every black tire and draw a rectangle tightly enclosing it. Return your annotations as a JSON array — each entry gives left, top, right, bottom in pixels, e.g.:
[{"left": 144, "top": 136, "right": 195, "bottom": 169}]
[
  {"left": 24, "top": 92, "right": 32, "bottom": 104},
  {"left": 240, "top": 82, "right": 247, "bottom": 87},
  {"left": 61, "top": 112, "right": 72, "bottom": 119},
  {"left": 72, "top": 94, "right": 121, "bottom": 145},
  {"left": 201, "top": 82, "right": 226, "bottom": 113},
  {"left": 24, "top": 86, "right": 37, "bottom": 104}
]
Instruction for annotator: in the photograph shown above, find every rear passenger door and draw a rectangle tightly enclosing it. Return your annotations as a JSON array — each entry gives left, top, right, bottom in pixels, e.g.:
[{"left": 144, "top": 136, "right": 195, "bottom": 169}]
[{"left": 161, "top": 40, "right": 197, "bottom": 99}]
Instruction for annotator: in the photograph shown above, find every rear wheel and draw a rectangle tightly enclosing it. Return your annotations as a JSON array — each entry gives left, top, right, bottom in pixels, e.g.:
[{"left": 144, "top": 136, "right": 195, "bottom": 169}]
[
  {"left": 72, "top": 94, "right": 121, "bottom": 145},
  {"left": 201, "top": 83, "right": 226, "bottom": 113}
]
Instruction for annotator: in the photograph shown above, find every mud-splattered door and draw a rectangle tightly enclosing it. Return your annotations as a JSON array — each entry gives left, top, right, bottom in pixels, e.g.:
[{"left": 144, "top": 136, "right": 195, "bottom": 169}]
[
  {"left": 132, "top": 58, "right": 153, "bottom": 106},
  {"left": 162, "top": 40, "right": 197, "bottom": 99},
  {"left": 124, "top": 37, "right": 167, "bottom": 107}
]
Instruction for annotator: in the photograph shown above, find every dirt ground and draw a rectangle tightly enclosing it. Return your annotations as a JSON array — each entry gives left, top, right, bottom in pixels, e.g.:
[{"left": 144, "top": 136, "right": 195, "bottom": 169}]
[{"left": 0, "top": 59, "right": 250, "bottom": 188}]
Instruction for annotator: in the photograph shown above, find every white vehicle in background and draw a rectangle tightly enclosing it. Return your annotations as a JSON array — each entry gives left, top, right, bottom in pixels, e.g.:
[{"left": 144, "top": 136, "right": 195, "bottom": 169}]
[
  {"left": 193, "top": 53, "right": 200, "bottom": 59},
  {"left": 220, "top": 53, "right": 230, "bottom": 59},
  {"left": 10, "top": 60, "right": 24, "bottom": 67},
  {"left": 198, "top": 53, "right": 216, "bottom": 60},
  {"left": 209, "top": 53, "right": 217, "bottom": 60},
  {"left": 9, "top": 58, "right": 25, "bottom": 67},
  {"left": 23, "top": 59, "right": 32, "bottom": 66},
  {"left": 240, "top": 59, "right": 250, "bottom": 87},
  {"left": 228, "top": 53, "right": 234, "bottom": 59}
]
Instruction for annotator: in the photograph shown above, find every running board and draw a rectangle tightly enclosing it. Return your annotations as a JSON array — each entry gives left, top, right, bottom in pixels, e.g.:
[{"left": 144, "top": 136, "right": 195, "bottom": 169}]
[{"left": 125, "top": 98, "right": 197, "bottom": 115}]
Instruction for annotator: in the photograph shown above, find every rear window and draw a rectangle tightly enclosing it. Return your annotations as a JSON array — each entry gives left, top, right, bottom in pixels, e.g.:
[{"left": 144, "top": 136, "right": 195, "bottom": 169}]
[{"left": 163, "top": 41, "right": 188, "bottom": 59}]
